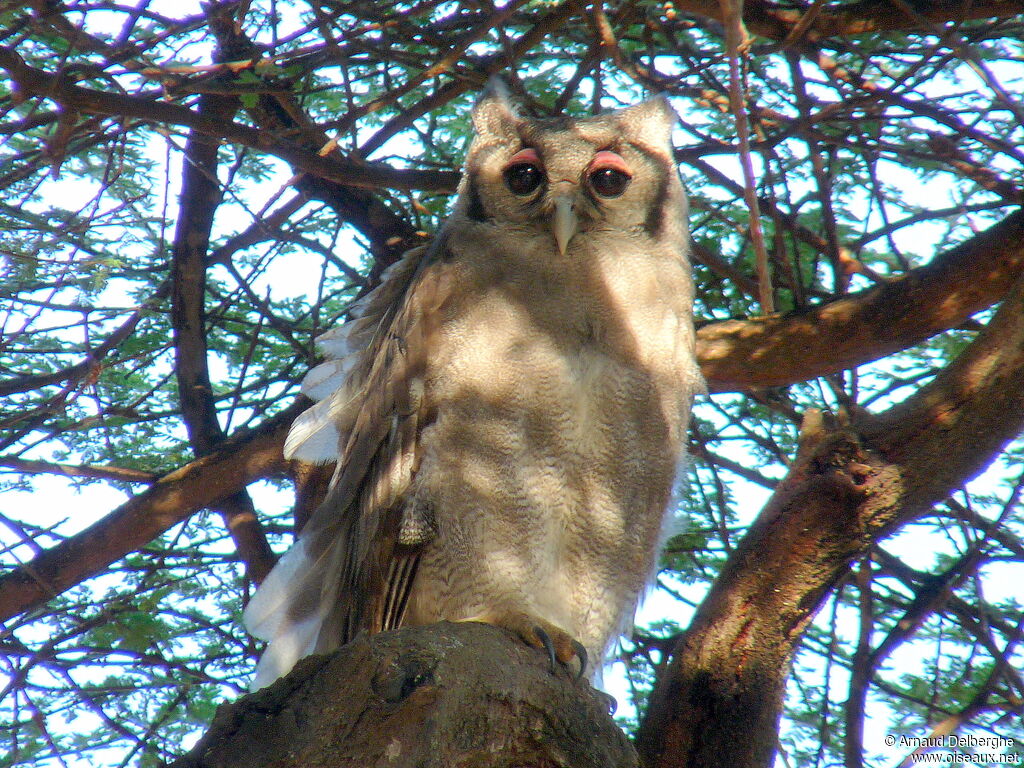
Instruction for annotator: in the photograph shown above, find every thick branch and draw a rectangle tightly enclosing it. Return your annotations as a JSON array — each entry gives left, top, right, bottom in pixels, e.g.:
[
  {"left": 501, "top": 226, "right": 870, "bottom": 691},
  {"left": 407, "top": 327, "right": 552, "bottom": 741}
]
[
  {"left": 638, "top": 270, "right": 1024, "bottom": 768},
  {"left": 169, "top": 33, "right": 276, "bottom": 585},
  {"left": 698, "top": 209, "right": 1024, "bottom": 392},
  {"left": 671, "top": 0, "right": 1020, "bottom": 39},
  {"left": 171, "top": 91, "right": 235, "bottom": 455},
  {"left": 0, "top": 45, "right": 458, "bottom": 193},
  {"left": 0, "top": 403, "right": 300, "bottom": 625},
  {"left": 171, "top": 622, "right": 635, "bottom": 768}
]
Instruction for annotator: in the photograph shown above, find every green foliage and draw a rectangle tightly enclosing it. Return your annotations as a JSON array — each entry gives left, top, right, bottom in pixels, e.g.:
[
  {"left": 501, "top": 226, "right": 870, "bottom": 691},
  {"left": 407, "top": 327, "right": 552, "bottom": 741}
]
[{"left": 1, "top": 1, "right": 1023, "bottom": 766}]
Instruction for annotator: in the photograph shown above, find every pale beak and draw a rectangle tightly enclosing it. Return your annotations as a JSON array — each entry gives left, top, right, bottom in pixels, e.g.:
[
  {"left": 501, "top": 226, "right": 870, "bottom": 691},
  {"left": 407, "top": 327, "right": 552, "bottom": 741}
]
[{"left": 552, "top": 196, "right": 578, "bottom": 256}]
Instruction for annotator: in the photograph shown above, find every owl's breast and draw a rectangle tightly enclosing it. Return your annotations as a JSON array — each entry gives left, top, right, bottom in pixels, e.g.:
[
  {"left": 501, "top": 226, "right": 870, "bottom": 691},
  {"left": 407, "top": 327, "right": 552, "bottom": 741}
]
[
  {"left": 424, "top": 233, "right": 697, "bottom": 482},
  {"left": 405, "top": 232, "right": 699, "bottom": 657}
]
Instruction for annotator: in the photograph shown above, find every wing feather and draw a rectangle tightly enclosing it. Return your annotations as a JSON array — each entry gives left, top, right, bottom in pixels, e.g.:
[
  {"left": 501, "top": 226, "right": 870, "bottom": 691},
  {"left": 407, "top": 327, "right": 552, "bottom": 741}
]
[{"left": 245, "top": 243, "right": 450, "bottom": 689}]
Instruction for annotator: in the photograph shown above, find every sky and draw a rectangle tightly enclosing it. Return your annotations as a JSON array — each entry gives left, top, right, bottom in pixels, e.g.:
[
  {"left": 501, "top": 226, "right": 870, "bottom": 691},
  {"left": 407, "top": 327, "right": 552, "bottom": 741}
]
[{"left": 2, "top": 4, "right": 1023, "bottom": 766}]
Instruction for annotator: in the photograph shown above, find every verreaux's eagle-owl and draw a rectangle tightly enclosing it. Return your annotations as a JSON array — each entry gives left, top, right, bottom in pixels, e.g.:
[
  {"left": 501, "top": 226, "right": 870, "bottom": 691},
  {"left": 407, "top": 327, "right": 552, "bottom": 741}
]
[{"left": 244, "top": 81, "right": 701, "bottom": 689}]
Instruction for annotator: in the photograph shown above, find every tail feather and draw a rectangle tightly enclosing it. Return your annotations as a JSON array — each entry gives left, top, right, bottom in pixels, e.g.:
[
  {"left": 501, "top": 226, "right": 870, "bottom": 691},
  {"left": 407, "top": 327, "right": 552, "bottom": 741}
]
[
  {"left": 243, "top": 531, "right": 348, "bottom": 691},
  {"left": 245, "top": 244, "right": 435, "bottom": 690},
  {"left": 248, "top": 610, "right": 325, "bottom": 691},
  {"left": 283, "top": 395, "right": 345, "bottom": 462},
  {"left": 243, "top": 538, "right": 315, "bottom": 641}
]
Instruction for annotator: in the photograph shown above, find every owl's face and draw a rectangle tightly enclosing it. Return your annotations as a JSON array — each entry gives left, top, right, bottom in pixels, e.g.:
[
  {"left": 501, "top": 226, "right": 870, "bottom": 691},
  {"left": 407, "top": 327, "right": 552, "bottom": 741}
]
[{"left": 455, "top": 81, "right": 684, "bottom": 256}]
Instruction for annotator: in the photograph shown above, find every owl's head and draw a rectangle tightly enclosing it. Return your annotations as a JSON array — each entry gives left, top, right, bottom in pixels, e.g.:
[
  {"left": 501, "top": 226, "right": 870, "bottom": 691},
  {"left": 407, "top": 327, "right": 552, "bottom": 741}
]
[{"left": 454, "top": 79, "right": 686, "bottom": 256}]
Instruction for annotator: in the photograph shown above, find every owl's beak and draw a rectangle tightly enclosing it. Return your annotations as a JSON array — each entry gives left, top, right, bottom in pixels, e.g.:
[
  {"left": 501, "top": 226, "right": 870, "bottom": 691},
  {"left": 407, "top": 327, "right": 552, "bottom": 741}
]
[{"left": 552, "top": 196, "right": 578, "bottom": 256}]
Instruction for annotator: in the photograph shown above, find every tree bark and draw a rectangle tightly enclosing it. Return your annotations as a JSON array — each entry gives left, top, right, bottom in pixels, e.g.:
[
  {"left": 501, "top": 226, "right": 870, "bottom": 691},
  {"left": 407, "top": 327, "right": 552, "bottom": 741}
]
[
  {"left": 171, "top": 621, "right": 636, "bottom": 768},
  {"left": 636, "top": 272, "right": 1024, "bottom": 768},
  {"left": 670, "top": 0, "right": 1022, "bottom": 39},
  {"left": 697, "top": 209, "right": 1024, "bottom": 392}
]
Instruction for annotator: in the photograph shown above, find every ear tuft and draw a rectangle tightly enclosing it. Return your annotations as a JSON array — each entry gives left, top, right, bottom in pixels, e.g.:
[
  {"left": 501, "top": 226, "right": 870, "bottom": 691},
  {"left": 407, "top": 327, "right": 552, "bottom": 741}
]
[
  {"left": 471, "top": 76, "right": 523, "bottom": 140},
  {"left": 618, "top": 95, "right": 679, "bottom": 150}
]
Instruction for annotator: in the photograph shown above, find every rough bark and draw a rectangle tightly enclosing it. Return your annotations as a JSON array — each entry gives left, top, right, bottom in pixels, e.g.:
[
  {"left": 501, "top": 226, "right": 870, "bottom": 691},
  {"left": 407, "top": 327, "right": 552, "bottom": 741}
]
[
  {"left": 636, "top": 272, "right": 1024, "bottom": 768},
  {"left": 670, "top": 0, "right": 1021, "bottom": 39},
  {"left": 171, "top": 621, "right": 636, "bottom": 768}
]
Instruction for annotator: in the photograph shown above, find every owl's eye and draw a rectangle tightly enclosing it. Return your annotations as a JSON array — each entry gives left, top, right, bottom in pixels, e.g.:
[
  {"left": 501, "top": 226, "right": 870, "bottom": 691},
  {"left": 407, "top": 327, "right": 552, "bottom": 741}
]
[
  {"left": 503, "top": 162, "right": 544, "bottom": 195},
  {"left": 589, "top": 168, "right": 631, "bottom": 197},
  {"left": 502, "top": 148, "right": 544, "bottom": 196},
  {"left": 587, "top": 151, "right": 632, "bottom": 198}
]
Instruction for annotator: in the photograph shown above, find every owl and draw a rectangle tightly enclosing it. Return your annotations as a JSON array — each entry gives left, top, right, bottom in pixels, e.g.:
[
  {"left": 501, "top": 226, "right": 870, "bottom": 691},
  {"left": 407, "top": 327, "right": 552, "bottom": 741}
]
[{"left": 244, "top": 80, "right": 702, "bottom": 690}]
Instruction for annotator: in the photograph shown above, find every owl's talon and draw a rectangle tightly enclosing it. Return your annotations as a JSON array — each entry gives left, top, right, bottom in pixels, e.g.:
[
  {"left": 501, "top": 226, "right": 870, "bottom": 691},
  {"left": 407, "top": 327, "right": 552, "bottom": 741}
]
[
  {"left": 531, "top": 625, "right": 587, "bottom": 678},
  {"left": 570, "top": 639, "right": 588, "bottom": 680},
  {"left": 467, "top": 612, "right": 587, "bottom": 678},
  {"left": 598, "top": 690, "right": 618, "bottom": 715},
  {"left": 533, "top": 625, "right": 558, "bottom": 671}
]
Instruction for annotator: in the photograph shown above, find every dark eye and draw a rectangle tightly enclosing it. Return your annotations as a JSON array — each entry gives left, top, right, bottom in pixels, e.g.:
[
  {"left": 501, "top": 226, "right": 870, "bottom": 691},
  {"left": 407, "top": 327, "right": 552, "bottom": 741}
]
[
  {"left": 504, "top": 163, "right": 543, "bottom": 195},
  {"left": 589, "top": 167, "right": 631, "bottom": 197}
]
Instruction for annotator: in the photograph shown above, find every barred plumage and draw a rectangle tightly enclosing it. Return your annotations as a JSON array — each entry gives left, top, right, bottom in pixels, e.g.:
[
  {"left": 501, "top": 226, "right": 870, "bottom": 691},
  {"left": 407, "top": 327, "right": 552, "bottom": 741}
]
[{"left": 245, "top": 81, "right": 702, "bottom": 690}]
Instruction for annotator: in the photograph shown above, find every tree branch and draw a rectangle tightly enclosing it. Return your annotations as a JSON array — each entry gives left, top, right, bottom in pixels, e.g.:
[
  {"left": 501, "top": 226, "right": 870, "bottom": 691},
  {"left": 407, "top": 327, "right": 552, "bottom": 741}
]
[
  {"left": 698, "top": 209, "right": 1024, "bottom": 392},
  {"left": 0, "top": 45, "right": 459, "bottom": 194},
  {"left": 196, "top": 11, "right": 430, "bottom": 267},
  {"left": 171, "top": 621, "right": 636, "bottom": 768},
  {"left": 0, "top": 402, "right": 301, "bottom": 625},
  {"left": 671, "top": 0, "right": 1021, "bottom": 40},
  {"left": 638, "top": 268, "right": 1024, "bottom": 768},
  {"left": 168, "top": 10, "right": 277, "bottom": 584},
  {"left": 170, "top": 92, "right": 236, "bottom": 456},
  {"left": 0, "top": 456, "right": 158, "bottom": 483}
]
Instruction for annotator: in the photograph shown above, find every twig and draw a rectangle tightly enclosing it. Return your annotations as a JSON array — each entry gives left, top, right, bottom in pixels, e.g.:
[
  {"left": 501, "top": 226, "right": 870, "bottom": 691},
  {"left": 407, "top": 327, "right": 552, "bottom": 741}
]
[{"left": 717, "top": 0, "right": 774, "bottom": 313}]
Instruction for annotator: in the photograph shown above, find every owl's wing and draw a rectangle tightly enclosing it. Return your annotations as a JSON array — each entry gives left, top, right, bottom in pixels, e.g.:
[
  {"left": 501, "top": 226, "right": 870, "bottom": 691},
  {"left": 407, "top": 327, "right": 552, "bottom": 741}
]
[{"left": 244, "top": 243, "right": 450, "bottom": 689}]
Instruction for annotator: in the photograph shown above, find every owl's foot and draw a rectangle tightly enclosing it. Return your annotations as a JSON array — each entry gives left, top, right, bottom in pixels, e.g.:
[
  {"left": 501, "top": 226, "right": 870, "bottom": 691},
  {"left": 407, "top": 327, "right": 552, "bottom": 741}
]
[
  {"left": 533, "top": 624, "right": 588, "bottom": 680},
  {"left": 470, "top": 611, "right": 587, "bottom": 679},
  {"left": 597, "top": 689, "right": 618, "bottom": 715}
]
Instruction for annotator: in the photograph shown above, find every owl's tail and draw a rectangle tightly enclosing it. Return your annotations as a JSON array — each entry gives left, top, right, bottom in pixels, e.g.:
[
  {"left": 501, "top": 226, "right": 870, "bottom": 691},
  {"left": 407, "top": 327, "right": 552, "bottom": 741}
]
[
  {"left": 244, "top": 244, "right": 433, "bottom": 690},
  {"left": 243, "top": 525, "right": 348, "bottom": 691}
]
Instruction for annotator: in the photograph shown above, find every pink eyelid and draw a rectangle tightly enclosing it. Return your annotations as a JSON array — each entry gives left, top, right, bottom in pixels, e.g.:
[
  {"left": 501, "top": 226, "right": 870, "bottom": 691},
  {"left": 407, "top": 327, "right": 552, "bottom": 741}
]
[
  {"left": 505, "top": 147, "right": 542, "bottom": 168},
  {"left": 589, "top": 150, "right": 631, "bottom": 176}
]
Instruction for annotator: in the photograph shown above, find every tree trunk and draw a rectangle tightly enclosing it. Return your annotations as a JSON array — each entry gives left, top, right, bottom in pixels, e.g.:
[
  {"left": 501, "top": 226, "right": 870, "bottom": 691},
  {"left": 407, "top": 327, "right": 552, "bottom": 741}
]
[
  {"left": 637, "top": 272, "right": 1024, "bottom": 768},
  {"left": 171, "top": 621, "right": 637, "bottom": 768}
]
